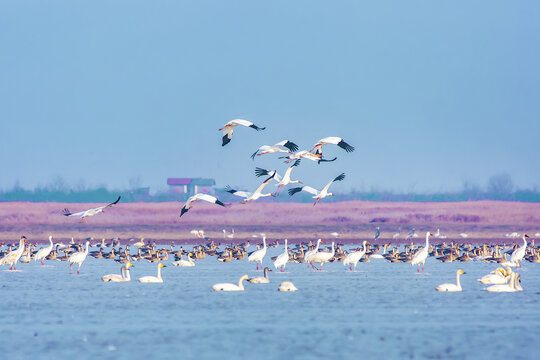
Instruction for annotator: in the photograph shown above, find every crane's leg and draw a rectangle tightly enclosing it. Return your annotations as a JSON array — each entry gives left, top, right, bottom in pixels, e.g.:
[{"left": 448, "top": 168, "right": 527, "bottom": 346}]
[
  {"left": 78, "top": 263, "right": 82, "bottom": 275},
  {"left": 42, "top": 259, "right": 45, "bottom": 266},
  {"left": 417, "top": 265, "right": 420, "bottom": 273},
  {"left": 70, "top": 263, "right": 73, "bottom": 274},
  {"left": 422, "top": 264, "right": 425, "bottom": 273},
  {"left": 9, "top": 264, "right": 12, "bottom": 271}
]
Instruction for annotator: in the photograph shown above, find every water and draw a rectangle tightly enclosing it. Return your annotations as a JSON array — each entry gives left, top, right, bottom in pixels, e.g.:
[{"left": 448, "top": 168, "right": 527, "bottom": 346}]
[{"left": 1, "top": 246, "right": 539, "bottom": 360}]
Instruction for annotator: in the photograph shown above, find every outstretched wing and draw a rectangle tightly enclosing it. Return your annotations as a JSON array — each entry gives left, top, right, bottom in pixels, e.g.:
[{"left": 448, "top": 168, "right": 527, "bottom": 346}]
[
  {"left": 321, "top": 173, "right": 346, "bottom": 194},
  {"left": 275, "top": 140, "right": 299, "bottom": 152},
  {"left": 62, "top": 208, "right": 86, "bottom": 217},
  {"left": 288, "top": 186, "right": 319, "bottom": 196},
  {"left": 337, "top": 139, "right": 354, "bottom": 152},
  {"left": 222, "top": 126, "right": 234, "bottom": 146},
  {"left": 225, "top": 186, "right": 251, "bottom": 199},
  {"left": 230, "top": 119, "right": 266, "bottom": 131},
  {"left": 106, "top": 196, "right": 121, "bottom": 208},
  {"left": 180, "top": 205, "right": 190, "bottom": 217}
]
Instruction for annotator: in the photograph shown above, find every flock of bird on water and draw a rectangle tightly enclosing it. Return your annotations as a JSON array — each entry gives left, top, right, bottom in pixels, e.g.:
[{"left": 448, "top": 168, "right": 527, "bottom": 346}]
[{"left": 1, "top": 119, "right": 538, "bottom": 293}]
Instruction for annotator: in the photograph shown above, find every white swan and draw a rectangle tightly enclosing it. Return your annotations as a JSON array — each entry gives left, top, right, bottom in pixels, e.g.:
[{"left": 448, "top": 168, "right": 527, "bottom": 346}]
[
  {"left": 247, "top": 235, "right": 267, "bottom": 270},
  {"left": 34, "top": 235, "right": 54, "bottom": 265},
  {"left": 485, "top": 272, "right": 522, "bottom": 292},
  {"left": 343, "top": 240, "right": 367, "bottom": 271},
  {"left": 138, "top": 263, "right": 166, "bottom": 283},
  {"left": 370, "top": 244, "right": 387, "bottom": 259},
  {"left": 102, "top": 263, "right": 133, "bottom": 282},
  {"left": 278, "top": 281, "right": 298, "bottom": 292},
  {"left": 411, "top": 232, "right": 432, "bottom": 272},
  {"left": 0, "top": 236, "right": 26, "bottom": 270},
  {"left": 310, "top": 242, "right": 335, "bottom": 270},
  {"left": 68, "top": 241, "right": 90, "bottom": 274},
  {"left": 273, "top": 239, "right": 289, "bottom": 272},
  {"left": 213, "top": 274, "right": 249, "bottom": 291},
  {"left": 477, "top": 267, "right": 509, "bottom": 285},
  {"left": 248, "top": 267, "right": 271, "bottom": 283},
  {"left": 510, "top": 234, "right": 528, "bottom": 268},
  {"left": 436, "top": 269, "right": 465, "bottom": 292},
  {"left": 172, "top": 252, "right": 195, "bottom": 267},
  {"left": 133, "top": 238, "right": 145, "bottom": 247}
]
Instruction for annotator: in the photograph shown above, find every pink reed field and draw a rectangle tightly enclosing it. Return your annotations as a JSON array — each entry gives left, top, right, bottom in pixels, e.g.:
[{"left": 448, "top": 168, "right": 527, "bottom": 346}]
[{"left": 0, "top": 201, "right": 539, "bottom": 244}]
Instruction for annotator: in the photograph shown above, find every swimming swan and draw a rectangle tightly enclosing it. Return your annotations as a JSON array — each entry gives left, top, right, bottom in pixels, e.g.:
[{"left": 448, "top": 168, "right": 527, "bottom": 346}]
[
  {"left": 172, "top": 252, "right": 195, "bottom": 267},
  {"left": 213, "top": 274, "right": 249, "bottom": 291},
  {"left": 138, "top": 263, "right": 166, "bottom": 283},
  {"left": 102, "top": 263, "right": 133, "bottom": 282},
  {"left": 278, "top": 281, "right": 298, "bottom": 292},
  {"left": 436, "top": 269, "right": 465, "bottom": 292},
  {"left": 485, "top": 272, "right": 522, "bottom": 292},
  {"left": 248, "top": 267, "right": 271, "bottom": 283}
]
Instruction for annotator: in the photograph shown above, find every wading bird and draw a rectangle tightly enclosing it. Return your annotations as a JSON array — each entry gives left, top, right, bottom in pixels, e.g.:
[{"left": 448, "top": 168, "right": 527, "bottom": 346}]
[
  {"left": 180, "top": 193, "right": 227, "bottom": 217},
  {"left": 225, "top": 173, "right": 276, "bottom": 204},
  {"left": 288, "top": 173, "right": 345, "bottom": 206},
  {"left": 62, "top": 196, "right": 121, "bottom": 223},
  {"left": 68, "top": 241, "right": 90, "bottom": 274},
  {"left": 251, "top": 140, "right": 299, "bottom": 159},
  {"left": 219, "top": 119, "right": 265, "bottom": 146},
  {"left": 34, "top": 235, "right": 54, "bottom": 265},
  {"left": 0, "top": 236, "right": 26, "bottom": 270},
  {"left": 411, "top": 232, "right": 432, "bottom": 273}
]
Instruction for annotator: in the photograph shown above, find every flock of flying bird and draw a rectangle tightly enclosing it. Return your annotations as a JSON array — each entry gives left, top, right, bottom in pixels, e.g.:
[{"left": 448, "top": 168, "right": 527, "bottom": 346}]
[{"left": 1, "top": 119, "right": 537, "bottom": 293}]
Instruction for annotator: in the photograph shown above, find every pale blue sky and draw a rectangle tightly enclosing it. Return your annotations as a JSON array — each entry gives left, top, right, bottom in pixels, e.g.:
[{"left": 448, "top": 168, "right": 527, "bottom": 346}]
[{"left": 1, "top": 1, "right": 539, "bottom": 194}]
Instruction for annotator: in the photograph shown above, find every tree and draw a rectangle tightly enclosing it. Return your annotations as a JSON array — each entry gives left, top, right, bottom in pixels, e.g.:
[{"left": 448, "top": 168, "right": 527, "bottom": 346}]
[{"left": 487, "top": 173, "right": 513, "bottom": 197}]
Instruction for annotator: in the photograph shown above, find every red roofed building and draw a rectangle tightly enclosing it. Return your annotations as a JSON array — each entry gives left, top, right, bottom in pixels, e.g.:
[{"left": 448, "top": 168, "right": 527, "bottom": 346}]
[{"left": 167, "top": 178, "right": 216, "bottom": 194}]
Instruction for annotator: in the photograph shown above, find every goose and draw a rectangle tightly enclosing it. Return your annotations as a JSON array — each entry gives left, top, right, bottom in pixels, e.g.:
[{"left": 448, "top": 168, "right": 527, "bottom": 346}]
[
  {"left": 68, "top": 241, "right": 90, "bottom": 274},
  {"left": 212, "top": 274, "right": 249, "bottom": 291},
  {"left": 102, "top": 263, "right": 134, "bottom": 282},
  {"left": 0, "top": 236, "right": 26, "bottom": 270},
  {"left": 273, "top": 239, "right": 289, "bottom": 272},
  {"left": 280, "top": 150, "right": 336, "bottom": 164},
  {"left": 411, "top": 232, "right": 432, "bottom": 273},
  {"left": 138, "top": 263, "right": 166, "bottom": 283},
  {"left": 310, "top": 242, "right": 335, "bottom": 270},
  {"left": 172, "top": 253, "right": 195, "bottom": 267},
  {"left": 62, "top": 196, "right": 121, "bottom": 223},
  {"left": 180, "top": 193, "right": 227, "bottom": 217},
  {"left": 477, "top": 267, "right": 510, "bottom": 285},
  {"left": 288, "top": 173, "right": 346, "bottom": 206},
  {"left": 310, "top": 137, "right": 355, "bottom": 155},
  {"left": 485, "top": 272, "right": 522, "bottom": 292},
  {"left": 278, "top": 281, "right": 298, "bottom": 292},
  {"left": 34, "top": 236, "right": 54, "bottom": 265},
  {"left": 247, "top": 234, "right": 267, "bottom": 270},
  {"left": 343, "top": 241, "right": 367, "bottom": 271},
  {"left": 219, "top": 119, "right": 265, "bottom": 146},
  {"left": 248, "top": 267, "right": 271, "bottom": 283},
  {"left": 510, "top": 234, "right": 528, "bottom": 268},
  {"left": 435, "top": 270, "right": 466, "bottom": 292},
  {"left": 304, "top": 239, "right": 322, "bottom": 268},
  {"left": 251, "top": 140, "right": 299, "bottom": 159},
  {"left": 226, "top": 173, "right": 276, "bottom": 204}
]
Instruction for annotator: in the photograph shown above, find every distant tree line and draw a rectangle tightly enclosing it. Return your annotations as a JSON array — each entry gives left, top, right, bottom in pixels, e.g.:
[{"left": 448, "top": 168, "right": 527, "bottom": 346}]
[{"left": 1, "top": 173, "right": 538, "bottom": 203}]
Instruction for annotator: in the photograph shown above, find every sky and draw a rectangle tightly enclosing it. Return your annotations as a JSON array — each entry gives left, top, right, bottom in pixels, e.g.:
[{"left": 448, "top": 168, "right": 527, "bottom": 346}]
[{"left": 1, "top": 1, "right": 539, "bottom": 194}]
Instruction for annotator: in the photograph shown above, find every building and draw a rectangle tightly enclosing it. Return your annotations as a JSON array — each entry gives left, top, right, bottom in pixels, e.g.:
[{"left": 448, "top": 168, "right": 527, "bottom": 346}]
[{"left": 167, "top": 178, "right": 216, "bottom": 195}]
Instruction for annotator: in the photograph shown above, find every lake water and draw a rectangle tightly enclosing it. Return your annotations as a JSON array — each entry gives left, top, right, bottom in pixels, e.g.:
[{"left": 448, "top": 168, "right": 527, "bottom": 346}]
[{"left": 1, "top": 245, "right": 539, "bottom": 360}]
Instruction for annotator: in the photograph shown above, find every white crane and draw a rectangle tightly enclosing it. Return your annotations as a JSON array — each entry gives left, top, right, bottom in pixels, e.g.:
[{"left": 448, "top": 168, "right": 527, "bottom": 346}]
[
  {"left": 343, "top": 240, "right": 367, "bottom": 271},
  {"left": 180, "top": 193, "right": 227, "bottom": 217},
  {"left": 311, "top": 136, "right": 355, "bottom": 155},
  {"left": 310, "top": 241, "right": 335, "bottom": 271},
  {"left": 68, "top": 241, "right": 90, "bottom": 274},
  {"left": 280, "top": 150, "right": 336, "bottom": 164},
  {"left": 219, "top": 119, "right": 265, "bottom": 146},
  {"left": 34, "top": 235, "right": 54, "bottom": 265},
  {"left": 411, "top": 232, "right": 432, "bottom": 273},
  {"left": 510, "top": 234, "right": 529, "bottom": 268},
  {"left": 255, "top": 160, "right": 302, "bottom": 195},
  {"left": 305, "top": 239, "right": 322, "bottom": 269},
  {"left": 251, "top": 140, "right": 299, "bottom": 159},
  {"left": 0, "top": 236, "right": 26, "bottom": 270},
  {"left": 62, "top": 196, "right": 121, "bottom": 223},
  {"left": 288, "top": 173, "right": 346, "bottom": 206},
  {"left": 273, "top": 239, "right": 289, "bottom": 272},
  {"left": 247, "top": 234, "right": 267, "bottom": 270},
  {"left": 225, "top": 173, "right": 276, "bottom": 204}
]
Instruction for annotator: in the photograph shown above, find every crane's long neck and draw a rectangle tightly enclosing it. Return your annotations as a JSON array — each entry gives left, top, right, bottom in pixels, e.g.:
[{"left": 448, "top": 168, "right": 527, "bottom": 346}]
[
  {"left": 85, "top": 243, "right": 89, "bottom": 255},
  {"left": 263, "top": 237, "right": 266, "bottom": 250},
  {"left": 362, "top": 241, "right": 367, "bottom": 252},
  {"left": 284, "top": 239, "right": 288, "bottom": 252},
  {"left": 425, "top": 233, "right": 430, "bottom": 247},
  {"left": 522, "top": 236, "right": 528, "bottom": 248},
  {"left": 330, "top": 242, "right": 335, "bottom": 256}
]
